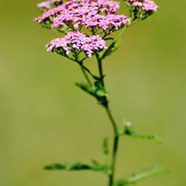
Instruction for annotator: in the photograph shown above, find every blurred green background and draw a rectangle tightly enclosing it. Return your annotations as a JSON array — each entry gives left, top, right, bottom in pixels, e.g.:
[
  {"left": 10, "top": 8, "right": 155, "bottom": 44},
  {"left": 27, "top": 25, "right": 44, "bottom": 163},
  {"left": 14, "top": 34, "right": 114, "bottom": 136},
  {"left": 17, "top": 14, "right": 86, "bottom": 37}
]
[{"left": 0, "top": 0, "right": 185, "bottom": 185}]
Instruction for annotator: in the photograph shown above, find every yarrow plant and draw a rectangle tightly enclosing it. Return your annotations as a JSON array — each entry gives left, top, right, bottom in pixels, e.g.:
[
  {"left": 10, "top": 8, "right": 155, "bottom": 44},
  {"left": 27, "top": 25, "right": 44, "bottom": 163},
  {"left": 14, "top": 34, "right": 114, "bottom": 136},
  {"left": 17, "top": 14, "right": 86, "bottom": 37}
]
[{"left": 34, "top": 0, "right": 167, "bottom": 186}]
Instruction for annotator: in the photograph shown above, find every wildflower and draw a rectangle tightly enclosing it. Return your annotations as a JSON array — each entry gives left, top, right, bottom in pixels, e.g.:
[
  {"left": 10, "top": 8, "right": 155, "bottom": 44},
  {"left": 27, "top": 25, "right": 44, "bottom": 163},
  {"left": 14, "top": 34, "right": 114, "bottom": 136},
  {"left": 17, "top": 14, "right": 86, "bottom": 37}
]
[
  {"left": 34, "top": 0, "right": 125, "bottom": 31},
  {"left": 84, "top": 14, "right": 130, "bottom": 31},
  {"left": 129, "top": 0, "right": 158, "bottom": 12},
  {"left": 142, "top": 0, "right": 158, "bottom": 12},
  {"left": 37, "top": 1, "right": 51, "bottom": 9},
  {"left": 46, "top": 31, "right": 107, "bottom": 58},
  {"left": 52, "top": 11, "right": 129, "bottom": 31},
  {"left": 37, "top": 0, "right": 63, "bottom": 11}
]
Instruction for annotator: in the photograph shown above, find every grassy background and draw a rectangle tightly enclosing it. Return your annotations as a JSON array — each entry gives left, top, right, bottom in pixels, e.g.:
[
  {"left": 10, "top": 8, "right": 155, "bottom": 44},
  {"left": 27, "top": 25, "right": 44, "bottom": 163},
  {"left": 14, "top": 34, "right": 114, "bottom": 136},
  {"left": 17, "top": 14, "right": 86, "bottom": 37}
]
[{"left": 0, "top": 0, "right": 186, "bottom": 185}]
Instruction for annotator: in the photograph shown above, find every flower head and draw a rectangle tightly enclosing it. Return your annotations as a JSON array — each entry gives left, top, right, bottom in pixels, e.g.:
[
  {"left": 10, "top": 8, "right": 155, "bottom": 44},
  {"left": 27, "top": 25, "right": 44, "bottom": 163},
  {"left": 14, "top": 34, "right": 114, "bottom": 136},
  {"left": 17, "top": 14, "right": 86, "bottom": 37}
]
[
  {"left": 84, "top": 14, "right": 130, "bottom": 31},
  {"left": 34, "top": 0, "right": 129, "bottom": 33},
  {"left": 129, "top": 0, "right": 158, "bottom": 12},
  {"left": 37, "top": 0, "right": 63, "bottom": 11},
  {"left": 142, "top": 0, "right": 158, "bottom": 12},
  {"left": 46, "top": 31, "right": 107, "bottom": 58},
  {"left": 52, "top": 11, "right": 129, "bottom": 31},
  {"left": 37, "top": 1, "right": 51, "bottom": 9},
  {"left": 34, "top": 0, "right": 120, "bottom": 22}
]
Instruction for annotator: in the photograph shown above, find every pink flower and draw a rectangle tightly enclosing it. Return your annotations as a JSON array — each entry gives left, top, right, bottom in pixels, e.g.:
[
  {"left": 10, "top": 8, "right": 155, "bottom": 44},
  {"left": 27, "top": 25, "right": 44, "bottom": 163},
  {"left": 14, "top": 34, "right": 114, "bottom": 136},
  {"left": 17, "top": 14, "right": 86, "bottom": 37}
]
[
  {"left": 46, "top": 31, "right": 107, "bottom": 57},
  {"left": 34, "top": 0, "right": 122, "bottom": 24},
  {"left": 143, "top": 0, "right": 158, "bottom": 12},
  {"left": 52, "top": 11, "right": 129, "bottom": 31},
  {"left": 37, "top": 0, "right": 63, "bottom": 11},
  {"left": 37, "top": 1, "right": 51, "bottom": 9},
  {"left": 129, "top": 0, "right": 158, "bottom": 12}
]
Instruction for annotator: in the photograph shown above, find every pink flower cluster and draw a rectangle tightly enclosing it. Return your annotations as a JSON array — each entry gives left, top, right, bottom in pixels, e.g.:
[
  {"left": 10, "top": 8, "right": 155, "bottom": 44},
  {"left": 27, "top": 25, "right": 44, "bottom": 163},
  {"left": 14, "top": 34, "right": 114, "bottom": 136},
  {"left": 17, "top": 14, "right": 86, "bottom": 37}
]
[
  {"left": 46, "top": 31, "right": 107, "bottom": 57},
  {"left": 35, "top": 0, "right": 158, "bottom": 59},
  {"left": 35, "top": 0, "right": 129, "bottom": 31},
  {"left": 52, "top": 13, "right": 129, "bottom": 31},
  {"left": 37, "top": 1, "right": 51, "bottom": 9},
  {"left": 37, "top": 0, "right": 63, "bottom": 10},
  {"left": 129, "top": 0, "right": 158, "bottom": 12}
]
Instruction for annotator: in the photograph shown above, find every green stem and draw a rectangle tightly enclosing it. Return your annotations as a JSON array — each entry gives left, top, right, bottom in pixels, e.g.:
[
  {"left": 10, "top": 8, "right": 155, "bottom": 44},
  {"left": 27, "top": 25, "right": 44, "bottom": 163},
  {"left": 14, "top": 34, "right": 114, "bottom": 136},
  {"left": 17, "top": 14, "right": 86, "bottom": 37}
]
[
  {"left": 95, "top": 53, "right": 105, "bottom": 87},
  {"left": 106, "top": 106, "right": 119, "bottom": 186},
  {"left": 80, "top": 66, "right": 92, "bottom": 86},
  {"left": 78, "top": 62, "right": 98, "bottom": 80},
  {"left": 67, "top": 56, "right": 99, "bottom": 81},
  {"left": 76, "top": 11, "right": 141, "bottom": 186},
  {"left": 78, "top": 62, "right": 98, "bottom": 79},
  {"left": 106, "top": 106, "right": 117, "bottom": 134},
  {"left": 95, "top": 53, "right": 119, "bottom": 186},
  {"left": 78, "top": 50, "right": 120, "bottom": 186}
]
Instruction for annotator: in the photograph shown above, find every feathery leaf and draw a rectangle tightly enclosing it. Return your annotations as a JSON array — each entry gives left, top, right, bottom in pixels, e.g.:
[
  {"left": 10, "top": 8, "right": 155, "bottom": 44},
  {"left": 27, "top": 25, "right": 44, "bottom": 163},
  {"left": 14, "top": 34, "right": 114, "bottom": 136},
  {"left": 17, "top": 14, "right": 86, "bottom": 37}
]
[
  {"left": 115, "top": 165, "right": 168, "bottom": 186},
  {"left": 118, "top": 123, "right": 162, "bottom": 143},
  {"left": 44, "top": 162, "right": 109, "bottom": 174}
]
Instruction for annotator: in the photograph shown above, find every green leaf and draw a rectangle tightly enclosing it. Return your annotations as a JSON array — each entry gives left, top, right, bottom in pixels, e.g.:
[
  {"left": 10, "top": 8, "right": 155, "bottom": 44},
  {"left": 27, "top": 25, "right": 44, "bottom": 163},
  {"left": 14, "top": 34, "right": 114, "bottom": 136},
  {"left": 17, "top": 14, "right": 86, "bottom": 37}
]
[
  {"left": 102, "top": 137, "right": 109, "bottom": 155},
  {"left": 75, "top": 82, "right": 97, "bottom": 98},
  {"left": 91, "top": 160, "right": 110, "bottom": 173},
  {"left": 115, "top": 165, "right": 168, "bottom": 186},
  {"left": 101, "top": 41, "right": 117, "bottom": 60},
  {"left": 118, "top": 123, "right": 162, "bottom": 143},
  {"left": 44, "top": 163, "right": 89, "bottom": 171},
  {"left": 44, "top": 162, "right": 109, "bottom": 174},
  {"left": 75, "top": 81, "right": 108, "bottom": 106}
]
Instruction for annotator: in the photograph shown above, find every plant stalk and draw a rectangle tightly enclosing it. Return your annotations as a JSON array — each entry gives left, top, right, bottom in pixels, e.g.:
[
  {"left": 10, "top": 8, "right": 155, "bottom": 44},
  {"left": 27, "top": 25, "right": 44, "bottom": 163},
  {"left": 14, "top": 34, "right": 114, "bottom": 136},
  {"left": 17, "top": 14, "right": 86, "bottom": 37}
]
[
  {"left": 95, "top": 53, "right": 119, "bottom": 186},
  {"left": 96, "top": 53, "right": 105, "bottom": 87},
  {"left": 80, "top": 66, "right": 92, "bottom": 86},
  {"left": 80, "top": 53, "right": 120, "bottom": 186},
  {"left": 106, "top": 106, "right": 119, "bottom": 186}
]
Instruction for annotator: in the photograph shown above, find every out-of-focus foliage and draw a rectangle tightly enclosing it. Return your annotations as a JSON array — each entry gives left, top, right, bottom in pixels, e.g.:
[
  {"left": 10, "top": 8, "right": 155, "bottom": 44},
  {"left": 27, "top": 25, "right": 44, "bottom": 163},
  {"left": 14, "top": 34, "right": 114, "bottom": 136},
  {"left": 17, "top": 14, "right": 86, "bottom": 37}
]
[{"left": 115, "top": 165, "right": 168, "bottom": 186}]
